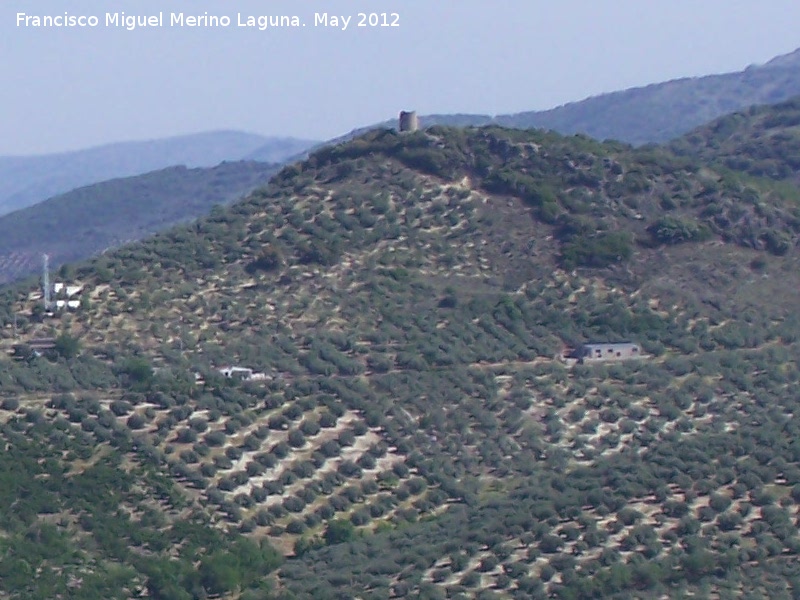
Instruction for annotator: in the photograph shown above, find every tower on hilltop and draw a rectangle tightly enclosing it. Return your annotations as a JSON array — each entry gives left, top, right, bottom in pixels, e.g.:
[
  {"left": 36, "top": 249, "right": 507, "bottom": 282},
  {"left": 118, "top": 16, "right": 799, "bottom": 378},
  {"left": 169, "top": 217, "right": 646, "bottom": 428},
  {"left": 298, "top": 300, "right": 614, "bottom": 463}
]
[{"left": 399, "top": 110, "right": 419, "bottom": 132}]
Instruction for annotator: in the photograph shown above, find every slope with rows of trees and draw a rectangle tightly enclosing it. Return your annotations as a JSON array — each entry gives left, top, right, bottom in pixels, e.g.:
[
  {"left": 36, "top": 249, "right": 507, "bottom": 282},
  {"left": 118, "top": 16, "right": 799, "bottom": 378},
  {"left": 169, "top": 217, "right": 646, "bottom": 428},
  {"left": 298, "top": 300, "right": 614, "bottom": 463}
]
[{"left": 0, "top": 113, "right": 799, "bottom": 598}]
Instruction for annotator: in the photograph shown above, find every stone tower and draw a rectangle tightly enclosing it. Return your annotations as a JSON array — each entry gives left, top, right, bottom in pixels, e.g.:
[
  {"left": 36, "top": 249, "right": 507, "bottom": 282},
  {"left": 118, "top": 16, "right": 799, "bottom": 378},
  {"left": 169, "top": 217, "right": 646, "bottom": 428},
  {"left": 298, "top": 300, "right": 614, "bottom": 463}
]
[{"left": 398, "top": 110, "right": 419, "bottom": 132}]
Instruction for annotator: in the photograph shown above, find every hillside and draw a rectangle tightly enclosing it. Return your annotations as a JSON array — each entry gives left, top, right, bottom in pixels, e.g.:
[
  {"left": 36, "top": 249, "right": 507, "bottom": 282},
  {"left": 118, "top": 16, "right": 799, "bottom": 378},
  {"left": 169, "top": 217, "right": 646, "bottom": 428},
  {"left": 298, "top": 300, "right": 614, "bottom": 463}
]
[
  {"left": 0, "top": 131, "right": 315, "bottom": 217},
  {"left": 1, "top": 125, "right": 800, "bottom": 598},
  {"left": 669, "top": 95, "right": 800, "bottom": 182},
  {"left": 0, "top": 161, "right": 279, "bottom": 284}
]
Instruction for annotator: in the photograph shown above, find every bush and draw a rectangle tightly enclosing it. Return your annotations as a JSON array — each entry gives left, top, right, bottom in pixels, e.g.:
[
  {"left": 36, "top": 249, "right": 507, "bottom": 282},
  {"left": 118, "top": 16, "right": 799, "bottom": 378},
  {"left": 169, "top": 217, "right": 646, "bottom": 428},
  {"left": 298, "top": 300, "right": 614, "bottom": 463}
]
[
  {"left": 176, "top": 428, "right": 198, "bottom": 444},
  {"left": 762, "top": 229, "right": 791, "bottom": 256},
  {"left": 247, "top": 244, "right": 284, "bottom": 273},
  {"left": 287, "top": 429, "right": 306, "bottom": 448},
  {"left": 561, "top": 231, "right": 633, "bottom": 269},
  {"left": 54, "top": 333, "right": 81, "bottom": 359},
  {"left": 283, "top": 496, "right": 305, "bottom": 513},
  {"left": 110, "top": 400, "right": 133, "bottom": 416},
  {"left": 709, "top": 493, "right": 732, "bottom": 513},
  {"left": 1, "top": 398, "right": 19, "bottom": 411},
  {"left": 118, "top": 357, "right": 154, "bottom": 389},
  {"left": 647, "top": 216, "right": 712, "bottom": 245},
  {"left": 539, "top": 534, "right": 563, "bottom": 553},
  {"left": 483, "top": 170, "right": 557, "bottom": 208},
  {"left": 126, "top": 413, "right": 146, "bottom": 429},
  {"left": 324, "top": 519, "right": 355, "bottom": 545},
  {"left": 205, "top": 430, "right": 226, "bottom": 447},
  {"left": 299, "top": 418, "right": 321, "bottom": 436}
]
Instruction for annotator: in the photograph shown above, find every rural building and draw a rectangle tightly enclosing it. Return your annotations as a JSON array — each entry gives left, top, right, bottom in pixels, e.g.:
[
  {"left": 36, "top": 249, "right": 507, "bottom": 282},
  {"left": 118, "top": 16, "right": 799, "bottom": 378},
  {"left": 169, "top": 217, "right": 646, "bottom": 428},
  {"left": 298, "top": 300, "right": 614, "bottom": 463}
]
[
  {"left": 52, "top": 282, "right": 84, "bottom": 310},
  {"left": 217, "top": 366, "right": 270, "bottom": 381},
  {"left": 53, "top": 283, "right": 83, "bottom": 297},
  {"left": 11, "top": 337, "right": 56, "bottom": 360},
  {"left": 568, "top": 342, "right": 643, "bottom": 363}
]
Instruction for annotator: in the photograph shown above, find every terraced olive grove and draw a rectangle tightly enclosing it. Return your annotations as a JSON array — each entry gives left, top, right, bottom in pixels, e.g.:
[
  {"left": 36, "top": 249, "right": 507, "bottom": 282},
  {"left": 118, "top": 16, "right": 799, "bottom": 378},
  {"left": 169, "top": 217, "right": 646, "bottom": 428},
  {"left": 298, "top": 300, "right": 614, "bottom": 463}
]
[{"left": 1, "top": 118, "right": 800, "bottom": 598}]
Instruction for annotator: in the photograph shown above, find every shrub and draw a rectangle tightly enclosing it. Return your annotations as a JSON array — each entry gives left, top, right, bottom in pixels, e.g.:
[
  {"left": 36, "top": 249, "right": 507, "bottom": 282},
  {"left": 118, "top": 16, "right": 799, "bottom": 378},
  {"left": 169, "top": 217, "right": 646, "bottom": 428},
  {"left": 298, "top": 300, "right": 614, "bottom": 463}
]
[
  {"left": 176, "top": 428, "right": 198, "bottom": 444},
  {"left": 561, "top": 231, "right": 633, "bottom": 269},
  {"left": 225, "top": 446, "right": 243, "bottom": 460},
  {"left": 287, "top": 429, "right": 306, "bottom": 448},
  {"left": 54, "top": 333, "right": 81, "bottom": 359},
  {"left": 283, "top": 496, "right": 306, "bottom": 513},
  {"left": 299, "top": 418, "right": 321, "bottom": 436},
  {"left": 126, "top": 413, "right": 146, "bottom": 430},
  {"left": 247, "top": 244, "right": 284, "bottom": 273},
  {"left": 539, "top": 534, "right": 563, "bottom": 553},
  {"left": 1, "top": 398, "right": 20, "bottom": 411},
  {"left": 709, "top": 493, "right": 732, "bottom": 513},
  {"left": 110, "top": 400, "right": 133, "bottom": 416},
  {"left": 189, "top": 417, "right": 208, "bottom": 432},
  {"left": 205, "top": 430, "right": 226, "bottom": 447},
  {"left": 647, "top": 216, "right": 712, "bottom": 245},
  {"left": 761, "top": 229, "right": 791, "bottom": 256},
  {"left": 320, "top": 440, "right": 341, "bottom": 458},
  {"left": 285, "top": 519, "right": 306, "bottom": 535},
  {"left": 118, "top": 357, "right": 154, "bottom": 389},
  {"left": 324, "top": 519, "right": 355, "bottom": 545}
]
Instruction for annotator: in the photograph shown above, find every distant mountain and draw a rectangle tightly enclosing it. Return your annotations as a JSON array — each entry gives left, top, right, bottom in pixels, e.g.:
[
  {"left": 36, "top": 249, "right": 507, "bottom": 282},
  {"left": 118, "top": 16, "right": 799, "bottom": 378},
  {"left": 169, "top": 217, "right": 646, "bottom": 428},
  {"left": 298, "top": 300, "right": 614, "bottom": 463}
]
[
  {"left": 318, "top": 48, "right": 800, "bottom": 148},
  {"left": 245, "top": 136, "right": 326, "bottom": 163},
  {"left": 493, "top": 48, "right": 800, "bottom": 144},
  {"left": 0, "top": 160, "right": 278, "bottom": 283},
  {"left": 0, "top": 131, "right": 316, "bottom": 216},
  {"left": 668, "top": 95, "right": 800, "bottom": 182}
]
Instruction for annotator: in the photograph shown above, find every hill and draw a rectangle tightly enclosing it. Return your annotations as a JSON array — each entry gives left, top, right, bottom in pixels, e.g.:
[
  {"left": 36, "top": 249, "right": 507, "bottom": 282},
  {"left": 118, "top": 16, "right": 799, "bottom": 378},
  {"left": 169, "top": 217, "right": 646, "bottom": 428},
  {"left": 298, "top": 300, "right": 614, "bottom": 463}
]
[
  {"left": 0, "top": 125, "right": 800, "bottom": 598},
  {"left": 0, "top": 131, "right": 315, "bottom": 217},
  {"left": 0, "top": 161, "right": 280, "bottom": 284},
  {"left": 668, "top": 95, "right": 800, "bottom": 183}
]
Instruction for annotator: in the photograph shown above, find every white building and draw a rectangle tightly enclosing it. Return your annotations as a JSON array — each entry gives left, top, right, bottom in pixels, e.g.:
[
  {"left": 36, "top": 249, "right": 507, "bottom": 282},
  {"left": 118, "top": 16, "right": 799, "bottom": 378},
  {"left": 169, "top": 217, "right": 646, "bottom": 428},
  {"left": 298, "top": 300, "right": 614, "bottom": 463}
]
[{"left": 217, "top": 366, "right": 271, "bottom": 381}]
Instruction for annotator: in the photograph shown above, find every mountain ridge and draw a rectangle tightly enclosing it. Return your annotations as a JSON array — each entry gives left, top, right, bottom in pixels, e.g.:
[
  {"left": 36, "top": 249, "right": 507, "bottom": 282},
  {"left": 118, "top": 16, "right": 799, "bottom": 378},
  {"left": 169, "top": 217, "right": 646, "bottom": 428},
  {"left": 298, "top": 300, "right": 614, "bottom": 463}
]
[
  {"left": 0, "top": 160, "right": 280, "bottom": 284},
  {"left": 0, "top": 130, "right": 316, "bottom": 217}
]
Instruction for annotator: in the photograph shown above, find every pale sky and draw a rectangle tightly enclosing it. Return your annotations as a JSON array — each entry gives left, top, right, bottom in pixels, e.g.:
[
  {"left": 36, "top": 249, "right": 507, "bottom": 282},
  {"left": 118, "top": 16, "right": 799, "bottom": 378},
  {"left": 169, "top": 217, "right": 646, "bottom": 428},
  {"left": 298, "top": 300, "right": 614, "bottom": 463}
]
[{"left": 2, "top": 0, "right": 799, "bottom": 155}]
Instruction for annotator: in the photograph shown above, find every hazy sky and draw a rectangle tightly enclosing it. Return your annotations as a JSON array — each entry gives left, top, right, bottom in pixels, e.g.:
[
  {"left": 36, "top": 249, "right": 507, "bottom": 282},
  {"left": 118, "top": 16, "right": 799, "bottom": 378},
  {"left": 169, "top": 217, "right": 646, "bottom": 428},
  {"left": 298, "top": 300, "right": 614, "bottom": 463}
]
[{"left": 2, "top": 0, "right": 799, "bottom": 155}]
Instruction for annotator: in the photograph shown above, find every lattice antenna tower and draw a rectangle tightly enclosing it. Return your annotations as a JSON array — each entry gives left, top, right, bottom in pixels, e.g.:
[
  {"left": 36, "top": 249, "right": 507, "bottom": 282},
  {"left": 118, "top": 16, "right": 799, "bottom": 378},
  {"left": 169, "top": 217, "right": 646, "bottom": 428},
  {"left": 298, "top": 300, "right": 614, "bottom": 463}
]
[{"left": 42, "top": 253, "right": 51, "bottom": 310}]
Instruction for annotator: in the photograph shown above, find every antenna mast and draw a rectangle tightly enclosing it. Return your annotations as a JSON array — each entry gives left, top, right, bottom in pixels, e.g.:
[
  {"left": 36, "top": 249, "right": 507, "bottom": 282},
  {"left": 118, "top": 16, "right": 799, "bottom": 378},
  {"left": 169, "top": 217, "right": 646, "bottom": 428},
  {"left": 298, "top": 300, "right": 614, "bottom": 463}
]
[{"left": 42, "top": 254, "right": 51, "bottom": 310}]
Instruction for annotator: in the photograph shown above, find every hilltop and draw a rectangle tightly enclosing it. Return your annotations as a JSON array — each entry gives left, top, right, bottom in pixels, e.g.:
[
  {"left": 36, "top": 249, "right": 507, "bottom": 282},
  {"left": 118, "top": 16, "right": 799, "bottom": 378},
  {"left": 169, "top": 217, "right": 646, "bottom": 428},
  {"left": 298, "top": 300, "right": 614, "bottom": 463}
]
[
  {"left": 0, "top": 160, "right": 279, "bottom": 284},
  {"left": 0, "top": 131, "right": 315, "bottom": 217},
  {"left": 1, "top": 123, "right": 800, "bottom": 598},
  {"left": 324, "top": 47, "right": 800, "bottom": 148}
]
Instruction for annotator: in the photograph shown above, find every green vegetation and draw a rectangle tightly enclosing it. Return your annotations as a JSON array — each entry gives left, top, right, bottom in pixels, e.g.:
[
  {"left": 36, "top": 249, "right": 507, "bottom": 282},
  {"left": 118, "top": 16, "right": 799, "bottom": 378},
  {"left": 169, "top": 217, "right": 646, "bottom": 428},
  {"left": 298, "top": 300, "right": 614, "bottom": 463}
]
[
  {"left": 647, "top": 216, "right": 712, "bottom": 245},
  {"left": 561, "top": 231, "right": 633, "bottom": 268},
  {"left": 670, "top": 96, "right": 800, "bottom": 181},
  {"left": 0, "top": 116, "right": 799, "bottom": 598}
]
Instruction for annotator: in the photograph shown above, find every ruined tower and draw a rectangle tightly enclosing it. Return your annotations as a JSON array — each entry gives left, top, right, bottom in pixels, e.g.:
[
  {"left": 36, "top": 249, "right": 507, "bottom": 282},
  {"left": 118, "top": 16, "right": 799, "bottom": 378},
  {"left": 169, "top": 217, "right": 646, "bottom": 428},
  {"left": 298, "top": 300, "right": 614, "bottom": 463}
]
[{"left": 398, "top": 110, "right": 419, "bottom": 132}]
